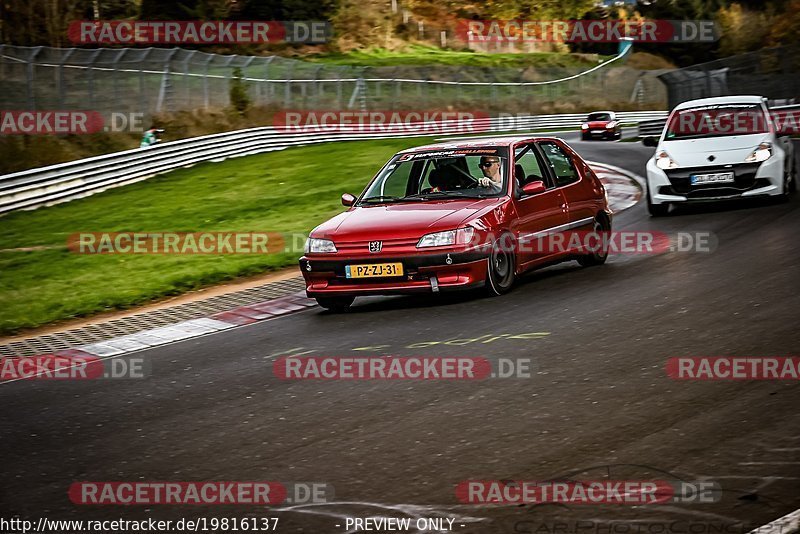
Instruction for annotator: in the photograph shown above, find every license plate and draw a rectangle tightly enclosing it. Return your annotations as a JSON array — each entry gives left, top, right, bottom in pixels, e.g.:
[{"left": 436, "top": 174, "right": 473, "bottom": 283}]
[
  {"left": 345, "top": 263, "right": 404, "bottom": 279},
  {"left": 690, "top": 172, "right": 734, "bottom": 185}
]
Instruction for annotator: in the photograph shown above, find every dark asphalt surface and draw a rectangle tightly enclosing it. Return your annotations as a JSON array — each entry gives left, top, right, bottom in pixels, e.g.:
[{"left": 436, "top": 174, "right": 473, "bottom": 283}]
[{"left": 1, "top": 133, "right": 798, "bottom": 533}]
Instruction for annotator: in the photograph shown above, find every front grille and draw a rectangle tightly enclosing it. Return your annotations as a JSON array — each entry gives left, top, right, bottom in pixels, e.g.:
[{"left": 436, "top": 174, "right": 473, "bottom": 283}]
[
  {"left": 664, "top": 163, "right": 762, "bottom": 196},
  {"left": 335, "top": 237, "right": 420, "bottom": 255}
]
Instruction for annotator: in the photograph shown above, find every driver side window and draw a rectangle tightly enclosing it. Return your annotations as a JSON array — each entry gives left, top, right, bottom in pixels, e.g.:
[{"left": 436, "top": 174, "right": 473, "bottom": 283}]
[
  {"left": 540, "top": 142, "right": 579, "bottom": 187},
  {"left": 515, "top": 146, "right": 551, "bottom": 188}
]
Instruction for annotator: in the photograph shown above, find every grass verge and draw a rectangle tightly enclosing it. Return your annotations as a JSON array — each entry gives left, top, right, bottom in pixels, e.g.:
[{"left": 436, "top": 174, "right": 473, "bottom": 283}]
[
  {"left": 0, "top": 137, "right": 435, "bottom": 336},
  {"left": 302, "top": 44, "right": 609, "bottom": 68}
]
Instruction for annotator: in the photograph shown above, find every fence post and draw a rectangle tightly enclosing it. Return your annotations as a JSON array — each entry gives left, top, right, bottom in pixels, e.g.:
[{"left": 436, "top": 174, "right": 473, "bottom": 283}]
[
  {"left": 203, "top": 54, "right": 213, "bottom": 109},
  {"left": 311, "top": 65, "right": 322, "bottom": 108},
  {"left": 262, "top": 56, "right": 275, "bottom": 106},
  {"left": 182, "top": 50, "right": 196, "bottom": 108},
  {"left": 112, "top": 49, "right": 127, "bottom": 112},
  {"left": 336, "top": 67, "right": 344, "bottom": 109},
  {"left": 27, "top": 47, "right": 43, "bottom": 109},
  {"left": 56, "top": 48, "right": 76, "bottom": 109},
  {"left": 284, "top": 62, "right": 294, "bottom": 108},
  {"left": 86, "top": 49, "right": 102, "bottom": 112}
]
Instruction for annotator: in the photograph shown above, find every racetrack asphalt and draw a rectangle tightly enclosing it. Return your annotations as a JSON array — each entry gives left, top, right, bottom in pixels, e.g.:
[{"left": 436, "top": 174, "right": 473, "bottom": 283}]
[{"left": 1, "top": 132, "right": 798, "bottom": 533}]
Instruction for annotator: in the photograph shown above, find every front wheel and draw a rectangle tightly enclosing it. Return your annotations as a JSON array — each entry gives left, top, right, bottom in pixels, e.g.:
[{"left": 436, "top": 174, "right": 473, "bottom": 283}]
[
  {"left": 577, "top": 217, "right": 610, "bottom": 267},
  {"left": 647, "top": 186, "right": 670, "bottom": 216},
  {"left": 316, "top": 296, "right": 355, "bottom": 312},
  {"left": 485, "top": 234, "right": 516, "bottom": 296}
]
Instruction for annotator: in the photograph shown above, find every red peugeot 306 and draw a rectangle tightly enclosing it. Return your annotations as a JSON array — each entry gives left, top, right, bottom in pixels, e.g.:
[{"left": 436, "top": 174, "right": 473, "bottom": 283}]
[{"left": 299, "top": 136, "right": 612, "bottom": 311}]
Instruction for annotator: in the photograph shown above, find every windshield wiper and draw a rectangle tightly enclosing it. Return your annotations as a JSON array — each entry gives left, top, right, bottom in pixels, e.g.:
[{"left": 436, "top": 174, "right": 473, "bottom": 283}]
[
  {"left": 404, "top": 190, "right": 488, "bottom": 200},
  {"left": 360, "top": 195, "right": 425, "bottom": 205},
  {"left": 360, "top": 195, "right": 403, "bottom": 204}
]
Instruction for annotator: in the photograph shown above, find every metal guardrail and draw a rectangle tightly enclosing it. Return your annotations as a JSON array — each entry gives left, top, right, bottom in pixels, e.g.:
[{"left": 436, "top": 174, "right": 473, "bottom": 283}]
[
  {"left": 637, "top": 118, "right": 667, "bottom": 138},
  {"left": 0, "top": 111, "right": 667, "bottom": 215},
  {"left": 637, "top": 104, "right": 800, "bottom": 139}
]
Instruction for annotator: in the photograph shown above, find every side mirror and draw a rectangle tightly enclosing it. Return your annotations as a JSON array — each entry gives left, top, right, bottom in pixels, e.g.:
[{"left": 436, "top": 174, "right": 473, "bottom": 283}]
[
  {"left": 642, "top": 136, "right": 658, "bottom": 148},
  {"left": 521, "top": 180, "right": 546, "bottom": 196},
  {"left": 341, "top": 193, "right": 356, "bottom": 207}
]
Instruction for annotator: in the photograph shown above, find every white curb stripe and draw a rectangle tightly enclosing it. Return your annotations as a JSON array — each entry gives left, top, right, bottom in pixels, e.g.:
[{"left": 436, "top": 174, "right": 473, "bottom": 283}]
[{"left": 749, "top": 508, "right": 800, "bottom": 534}]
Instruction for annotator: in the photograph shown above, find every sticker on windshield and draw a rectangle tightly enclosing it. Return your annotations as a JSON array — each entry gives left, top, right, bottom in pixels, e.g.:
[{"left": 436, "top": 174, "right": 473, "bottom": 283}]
[{"left": 398, "top": 148, "right": 501, "bottom": 161}]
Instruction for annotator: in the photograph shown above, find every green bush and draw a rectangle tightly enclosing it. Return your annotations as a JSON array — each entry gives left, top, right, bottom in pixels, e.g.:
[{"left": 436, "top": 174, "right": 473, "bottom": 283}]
[{"left": 229, "top": 67, "right": 251, "bottom": 115}]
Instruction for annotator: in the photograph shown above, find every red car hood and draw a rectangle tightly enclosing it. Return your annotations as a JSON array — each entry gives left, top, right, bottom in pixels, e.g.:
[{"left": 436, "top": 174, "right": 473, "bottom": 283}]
[
  {"left": 587, "top": 121, "right": 612, "bottom": 128},
  {"left": 314, "top": 198, "right": 500, "bottom": 242}
]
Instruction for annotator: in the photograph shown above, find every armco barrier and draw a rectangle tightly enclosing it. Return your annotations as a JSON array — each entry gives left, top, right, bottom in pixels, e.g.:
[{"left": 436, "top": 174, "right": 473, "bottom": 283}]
[{"left": 0, "top": 111, "right": 667, "bottom": 215}]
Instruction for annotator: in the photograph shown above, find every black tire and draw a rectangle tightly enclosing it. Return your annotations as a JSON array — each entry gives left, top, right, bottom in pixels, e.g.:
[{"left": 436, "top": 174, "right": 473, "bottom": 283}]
[
  {"left": 485, "top": 234, "right": 516, "bottom": 296},
  {"left": 782, "top": 161, "right": 797, "bottom": 199},
  {"left": 315, "top": 296, "right": 355, "bottom": 312},
  {"left": 577, "top": 216, "right": 610, "bottom": 267},
  {"left": 647, "top": 186, "right": 670, "bottom": 216},
  {"left": 581, "top": 134, "right": 590, "bottom": 141}
]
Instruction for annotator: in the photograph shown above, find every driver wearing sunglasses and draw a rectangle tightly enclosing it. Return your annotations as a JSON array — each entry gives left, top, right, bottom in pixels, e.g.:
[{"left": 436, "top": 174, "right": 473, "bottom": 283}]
[{"left": 477, "top": 157, "right": 502, "bottom": 189}]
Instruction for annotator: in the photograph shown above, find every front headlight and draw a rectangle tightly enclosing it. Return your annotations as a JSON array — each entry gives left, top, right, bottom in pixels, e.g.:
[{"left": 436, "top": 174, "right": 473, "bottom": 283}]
[
  {"left": 606, "top": 121, "right": 618, "bottom": 129},
  {"left": 655, "top": 150, "right": 679, "bottom": 170},
  {"left": 417, "top": 227, "right": 475, "bottom": 248},
  {"left": 304, "top": 237, "right": 337, "bottom": 253},
  {"left": 581, "top": 123, "right": 590, "bottom": 130},
  {"left": 745, "top": 142, "right": 772, "bottom": 163}
]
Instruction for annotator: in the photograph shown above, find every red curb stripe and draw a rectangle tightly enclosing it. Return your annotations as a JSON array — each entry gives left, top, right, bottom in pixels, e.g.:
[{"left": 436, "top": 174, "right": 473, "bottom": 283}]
[{"left": 210, "top": 311, "right": 259, "bottom": 325}]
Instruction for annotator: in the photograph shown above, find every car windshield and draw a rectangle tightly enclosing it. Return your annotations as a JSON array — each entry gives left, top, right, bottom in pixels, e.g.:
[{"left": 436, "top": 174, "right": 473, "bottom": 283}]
[
  {"left": 588, "top": 113, "right": 612, "bottom": 122},
  {"left": 358, "top": 148, "right": 509, "bottom": 205},
  {"left": 664, "top": 104, "right": 769, "bottom": 140}
]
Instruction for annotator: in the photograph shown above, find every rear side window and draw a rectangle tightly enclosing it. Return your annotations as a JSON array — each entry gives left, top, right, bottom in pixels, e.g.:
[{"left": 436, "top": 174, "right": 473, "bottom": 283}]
[{"left": 539, "top": 142, "right": 579, "bottom": 187}]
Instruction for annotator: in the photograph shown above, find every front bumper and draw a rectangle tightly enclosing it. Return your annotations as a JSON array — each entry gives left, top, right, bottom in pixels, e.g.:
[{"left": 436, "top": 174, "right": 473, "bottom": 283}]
[
  {"left": 646, "top": 158, "right": 783, "bottom": 204},
  {"left": 299, "top": 249, "right": 490, "bottom": 298},
  {"left": 583, "top": 129, "right": 617, "bottom": 139}
]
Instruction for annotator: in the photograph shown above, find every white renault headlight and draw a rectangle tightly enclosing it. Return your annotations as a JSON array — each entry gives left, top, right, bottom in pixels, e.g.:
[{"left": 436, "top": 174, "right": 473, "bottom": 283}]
[
  {"left": 606, "top": 121, "right": 618, "bottom": 129},
  {"left": 304, "top": 237, "right": 337, "bottom": 253},
  {"left": 655, "top": 150, "right": 679, "bottom": 170},
  {"left": 417, "top": 228, "right": 475, "bottom": 248},
  {"left": 581, "top": 123, "right": 590, "bottom": 130},
  {"left": 745, "top": 142, "right": 772, "bottom": 163}
]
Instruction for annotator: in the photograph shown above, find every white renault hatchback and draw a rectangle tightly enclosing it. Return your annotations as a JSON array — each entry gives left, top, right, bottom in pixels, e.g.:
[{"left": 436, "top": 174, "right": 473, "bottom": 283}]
[{"left": 644, "top": 95, "right": 796, "bottom": 216}]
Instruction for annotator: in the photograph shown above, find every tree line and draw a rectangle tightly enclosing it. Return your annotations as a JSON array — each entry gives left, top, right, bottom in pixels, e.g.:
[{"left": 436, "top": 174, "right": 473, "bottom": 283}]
[{"left": 0, "top": 0, "right": 797, "bottom": 64}]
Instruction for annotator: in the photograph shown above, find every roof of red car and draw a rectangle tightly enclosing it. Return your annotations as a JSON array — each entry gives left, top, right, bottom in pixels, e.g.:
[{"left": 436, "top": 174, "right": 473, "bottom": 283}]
[{"left": 396, "top": 135, "right": 562, "bottom": 154}]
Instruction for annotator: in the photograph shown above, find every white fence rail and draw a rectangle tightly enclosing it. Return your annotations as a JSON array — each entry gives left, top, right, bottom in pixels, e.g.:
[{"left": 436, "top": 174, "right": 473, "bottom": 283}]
[{"left": 0, "top": 111, "right": 668, "bottom": 215}]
